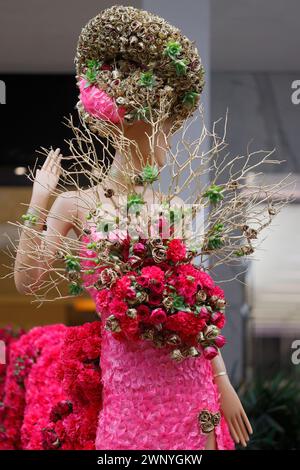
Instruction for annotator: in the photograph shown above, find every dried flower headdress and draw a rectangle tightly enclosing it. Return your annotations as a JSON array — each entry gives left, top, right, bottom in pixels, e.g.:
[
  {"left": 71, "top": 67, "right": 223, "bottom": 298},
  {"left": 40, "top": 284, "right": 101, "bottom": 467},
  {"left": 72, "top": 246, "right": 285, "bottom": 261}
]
[{"left": 75, "top": 5, "right": 205, "bottom": 135}]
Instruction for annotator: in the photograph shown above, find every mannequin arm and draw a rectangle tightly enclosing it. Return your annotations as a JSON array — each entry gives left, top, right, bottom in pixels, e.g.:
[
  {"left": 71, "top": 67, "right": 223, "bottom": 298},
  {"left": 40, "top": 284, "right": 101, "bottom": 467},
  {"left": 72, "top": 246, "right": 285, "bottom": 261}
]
[
  {"left": 211, "top": 351, "right": 253, "bottom": 447},
  {"left": 14, "top": 149, "right": 74, "bottom": 294}
]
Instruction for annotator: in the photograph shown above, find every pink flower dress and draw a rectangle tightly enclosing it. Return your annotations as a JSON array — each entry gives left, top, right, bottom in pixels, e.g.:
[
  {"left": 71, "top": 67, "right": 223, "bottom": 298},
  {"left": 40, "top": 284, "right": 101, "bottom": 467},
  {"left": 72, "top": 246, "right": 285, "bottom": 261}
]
[{"left": 79, "top": 225, "right": 235, "bottom": 450}]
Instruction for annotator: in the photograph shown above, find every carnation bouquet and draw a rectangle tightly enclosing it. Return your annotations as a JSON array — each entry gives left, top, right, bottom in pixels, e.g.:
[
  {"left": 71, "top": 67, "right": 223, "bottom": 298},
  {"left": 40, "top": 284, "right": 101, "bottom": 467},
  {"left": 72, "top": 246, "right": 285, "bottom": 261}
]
[{"left": 81, "top": 229, "right": 226, "bottom": 362}]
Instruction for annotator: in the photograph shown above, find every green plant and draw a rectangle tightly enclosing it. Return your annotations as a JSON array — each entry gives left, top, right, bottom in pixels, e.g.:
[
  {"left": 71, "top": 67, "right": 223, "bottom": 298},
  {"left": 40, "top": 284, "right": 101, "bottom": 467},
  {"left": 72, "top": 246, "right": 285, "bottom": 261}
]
[{"left": 238, "top": 374, "right": 300, "bottom": 449}]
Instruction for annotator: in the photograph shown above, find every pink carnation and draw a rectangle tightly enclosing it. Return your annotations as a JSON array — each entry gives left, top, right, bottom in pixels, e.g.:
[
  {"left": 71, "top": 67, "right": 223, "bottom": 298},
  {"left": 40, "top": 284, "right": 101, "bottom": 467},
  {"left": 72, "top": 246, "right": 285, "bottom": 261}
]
[
  {"left": 79, "top": 78, "right": 126, "bottom": 124},
  {"left": 109, "top": 299, "right": 128, "bottom": 318},
  {"left": 137, "top": 266, "right": 165, "bottom": 288},
  {"left": 208, "top": 285, "right": 225, "bottom": 299},
  {"left": 112, "top": 276, "right": 135, "bottom": 300},
  {"left": 166, "top": 239, "right": 186, "bottom": 262},
  {"left": 113, "top": 315, "right": 139, "bottom": 341},
  {"left": 165, "top": 311, "right": 206, "bottom": 344},
  {"left": 197, "top": 270, "right": 215, "bottom": 290}
]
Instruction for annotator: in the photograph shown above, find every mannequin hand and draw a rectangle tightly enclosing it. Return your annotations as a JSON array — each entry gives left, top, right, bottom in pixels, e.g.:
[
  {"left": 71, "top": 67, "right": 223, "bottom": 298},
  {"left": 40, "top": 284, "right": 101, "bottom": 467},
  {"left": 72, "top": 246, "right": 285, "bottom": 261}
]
[
  {"left": 216, "top": 377, "right": 253, "bottom": 447},
  {"left": 33, "top": 148, "right": 62, "bottom": 198}
]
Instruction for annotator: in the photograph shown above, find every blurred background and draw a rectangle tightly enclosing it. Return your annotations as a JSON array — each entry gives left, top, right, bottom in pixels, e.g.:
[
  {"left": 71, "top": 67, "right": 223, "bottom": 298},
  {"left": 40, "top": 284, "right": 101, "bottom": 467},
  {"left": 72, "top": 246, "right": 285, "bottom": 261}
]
[{"left": 0, "top": 0, "right": 300, "bottom": 449}]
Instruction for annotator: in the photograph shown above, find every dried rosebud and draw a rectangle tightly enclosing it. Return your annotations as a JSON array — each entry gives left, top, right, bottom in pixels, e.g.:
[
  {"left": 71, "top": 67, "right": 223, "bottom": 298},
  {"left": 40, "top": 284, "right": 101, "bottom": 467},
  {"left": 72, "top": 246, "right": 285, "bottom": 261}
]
[
  {"left": 162, "top": 296, "right": 174, "bottom": 310},
  {"left": 196, "top": 290, "right": 207, "bottom": 302},
  {"left": 239, "top": 245, "right": 254, "bottom": 255},
  {"left": 166, "top": 334, "right": 181, "bottom": 346},
  {"left": 105, "top": 315, "right": 121, "bottom": 333},
  {"left": 148, "top": 237, "right": 163, "bottom": 247},
  {"left": 170, "top": 348, "right": 184, "bottom": 362},
  {"left": 184, "top": 346, "right": 200, "bottom": 358},
  {"left": 204, "top": 325, "right": 220, "bottom": 340},
  {"left": 216, "top": 298, "right": 226, "bottom": 310},
  {"left": 196, "top": 331, "right": 205, "bottom": 344},
  {"left": 141, "top": 329, "right": 155, "bottom": 341},
  {"left": 127, "top": 255, "right": 143, "bottom": 268},
  {"left": 209, "top": 295, "right": 219, "bottom": 309},
  {"left": 152, "top": 245, "right": 167, "bottom": 263},
  {"left": 134, "top": 290, "right": 148, "bottom": 304},
  {"left": 100, "top": 268, "right": 118, "bottom": 287},
  {"left": 153, "top": 335, "right": 165, "bottom": 348},
  {"left": 126, "top": 308, "right": 137, "bottom": 319}
]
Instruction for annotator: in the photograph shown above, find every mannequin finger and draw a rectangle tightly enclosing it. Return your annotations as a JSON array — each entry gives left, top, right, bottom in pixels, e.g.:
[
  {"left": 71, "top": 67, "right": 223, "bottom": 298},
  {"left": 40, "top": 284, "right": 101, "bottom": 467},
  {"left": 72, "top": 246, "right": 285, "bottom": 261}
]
[
  {"left": 237, "top": 414, "right": 249, "bottom": 444},
  {"left": 49, "top": 149, "right": 60, "bottom": 172},
  {"left": 43, "top": 150, "right": 53, "bottom": 170},
  {"left": 233, "top": 417, "right": 246, "bottom": 447},
  {"left": 52, "top": 156, "right": 62, "bottom": 175},
  {"left": 46, "top": 149, "right": 57, "bottom": 171},
  {"left": 228, "top": 420, "right": 240, "bottom": 444},
  {"left": 241, "top": 408, "right": 253, "bottom": 435}
]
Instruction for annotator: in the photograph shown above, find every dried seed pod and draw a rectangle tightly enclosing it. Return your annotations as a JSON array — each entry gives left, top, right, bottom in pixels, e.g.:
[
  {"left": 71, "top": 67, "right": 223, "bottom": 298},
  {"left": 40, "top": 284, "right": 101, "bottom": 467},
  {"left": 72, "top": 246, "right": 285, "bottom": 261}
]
[
  {"left": 104, "top": 188, "right": 115, "bottom": 198},
  {"left": 55, "top": 250, "right": 65, "bottom": 260}
]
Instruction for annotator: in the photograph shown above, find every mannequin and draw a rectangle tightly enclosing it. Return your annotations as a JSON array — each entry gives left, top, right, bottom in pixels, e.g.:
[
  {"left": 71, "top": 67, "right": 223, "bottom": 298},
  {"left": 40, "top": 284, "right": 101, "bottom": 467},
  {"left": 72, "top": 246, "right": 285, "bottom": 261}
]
[{"left": 14, "top": 115, "right": 252, "bottom": 449}]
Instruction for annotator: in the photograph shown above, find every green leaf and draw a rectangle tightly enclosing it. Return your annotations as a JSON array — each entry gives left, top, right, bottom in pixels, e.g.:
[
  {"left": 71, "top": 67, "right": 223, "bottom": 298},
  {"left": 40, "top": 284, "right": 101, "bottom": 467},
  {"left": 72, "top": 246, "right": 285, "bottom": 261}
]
[
  {"left": 139, "top": 71, "right": 156, "bottom": 88},
  {"left": 68, "top": 282, "right": 84, "bottom": 296},
  {"left": 207, "top": 223, "right": 225, "bottom": 250},
  {"left": 127, "top": 193, "right": 145, "bottom": 210},
  {"left": 163, "top": 41, "right": 182, "bottom": 59},
  {"left": 203, "top": 184, "right": 224, "bottom": 204},
  {"left": 141, "top": 163, "right": 159, "bottom": 183},
  {"left": 173, "top": 59, "right": 188, "bottom": 76},
  {"left": 84, "top": 59, "right": 102, "bottom": 85},
  {"left": 134, "top": 106, "right": 150, "bottom": 121},
  {"left": 64, "top": 255, "right": 81, "bottom": 272},
  {"left": 183, "top": 91, "right": 200, "bottom": 108},
  {"left": 172, "top": 294, "right": 191, "bottom": 312}
]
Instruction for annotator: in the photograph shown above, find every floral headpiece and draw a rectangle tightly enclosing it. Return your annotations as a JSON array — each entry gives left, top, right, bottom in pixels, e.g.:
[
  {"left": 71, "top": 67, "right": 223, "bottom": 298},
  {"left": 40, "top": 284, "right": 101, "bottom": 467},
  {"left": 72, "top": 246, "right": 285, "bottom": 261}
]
[{"left": 74, "top": 5, "right": 205, "bottom": 133}]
